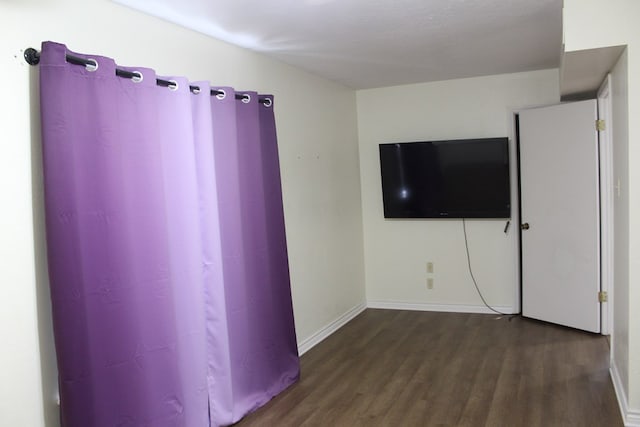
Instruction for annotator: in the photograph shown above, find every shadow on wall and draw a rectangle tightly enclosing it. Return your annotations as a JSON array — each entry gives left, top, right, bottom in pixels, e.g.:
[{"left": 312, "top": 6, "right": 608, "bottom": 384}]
[{"left": 28, "top": 64, "right": 60, "bottom": 427}]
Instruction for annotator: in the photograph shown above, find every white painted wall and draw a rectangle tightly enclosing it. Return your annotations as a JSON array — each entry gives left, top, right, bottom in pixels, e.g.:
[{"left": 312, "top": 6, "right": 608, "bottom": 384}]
[
  {"left": 610, "top": 48, "right": 631, "bottom": 409},
  {"left": 563, "top": 0, "right": 640, "bottom": 415},
  {"left": 0, "top": 1, "right": 366, "bottom": 426},
  {"left": 356, "top": 70, "right": 560, "bottom": 312}
]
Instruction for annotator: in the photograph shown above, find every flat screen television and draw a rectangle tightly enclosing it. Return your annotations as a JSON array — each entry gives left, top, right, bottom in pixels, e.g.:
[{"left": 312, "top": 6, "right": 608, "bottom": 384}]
[{"left": 379, "top": 137, "right": 510, "bottom": 218}]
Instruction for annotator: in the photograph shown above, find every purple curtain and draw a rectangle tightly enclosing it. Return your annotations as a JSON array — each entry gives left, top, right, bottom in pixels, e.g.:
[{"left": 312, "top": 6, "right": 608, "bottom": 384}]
[{"left": 38, "top": 41, "right": 299, "bottom": 427}]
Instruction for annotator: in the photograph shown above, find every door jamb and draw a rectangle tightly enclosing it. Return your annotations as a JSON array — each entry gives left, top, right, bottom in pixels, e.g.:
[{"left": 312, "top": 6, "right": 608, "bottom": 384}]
[{"left": 597, "top": 74, "right": 614, "bottom": 337}]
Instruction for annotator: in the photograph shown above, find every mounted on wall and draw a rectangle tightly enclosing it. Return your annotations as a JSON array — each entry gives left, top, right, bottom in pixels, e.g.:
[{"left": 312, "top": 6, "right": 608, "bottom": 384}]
[{"left": 379, "top": 137, "right": 511, "bottom": 219}]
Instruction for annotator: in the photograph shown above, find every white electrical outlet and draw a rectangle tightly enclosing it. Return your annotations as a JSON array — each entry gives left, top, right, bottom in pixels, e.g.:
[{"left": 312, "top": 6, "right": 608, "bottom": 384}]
[
  {"left": 427, "top": 278, "right": 434, "bottom": 289},
  {"left": 427, "top": 262, "right": 434, "bottom": 273}
]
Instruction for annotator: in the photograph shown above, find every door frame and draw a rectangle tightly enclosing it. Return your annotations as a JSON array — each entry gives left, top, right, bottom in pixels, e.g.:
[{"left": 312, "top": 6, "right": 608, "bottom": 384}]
[{"left": 597, "top": 74, "right": 614, "bottom": 336}]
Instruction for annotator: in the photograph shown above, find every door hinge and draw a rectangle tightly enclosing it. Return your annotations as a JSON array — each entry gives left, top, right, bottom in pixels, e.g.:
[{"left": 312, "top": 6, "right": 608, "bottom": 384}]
[
  {"left": 598, "top": 291, "right": 608, "bottom": 303},
  {"left": 596, "top": 119, "right": 606, "bottom": 131}
]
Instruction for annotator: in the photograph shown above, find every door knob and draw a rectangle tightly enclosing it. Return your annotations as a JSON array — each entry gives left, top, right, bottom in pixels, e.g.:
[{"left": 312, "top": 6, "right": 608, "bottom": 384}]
[{"left": 521, "top": 223, "right": 530, "bottom": 230}]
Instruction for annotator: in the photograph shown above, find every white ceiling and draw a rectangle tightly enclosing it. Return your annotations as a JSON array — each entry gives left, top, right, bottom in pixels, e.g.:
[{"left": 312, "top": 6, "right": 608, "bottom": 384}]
[{"left": 114, "top": 0, "right": 563, "bottom": 89}]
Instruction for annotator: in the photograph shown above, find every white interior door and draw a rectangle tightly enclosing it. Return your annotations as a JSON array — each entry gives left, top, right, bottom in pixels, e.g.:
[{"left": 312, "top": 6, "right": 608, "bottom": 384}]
[{"left": 519, "top": 100, "right": 601, "bottom": 333}]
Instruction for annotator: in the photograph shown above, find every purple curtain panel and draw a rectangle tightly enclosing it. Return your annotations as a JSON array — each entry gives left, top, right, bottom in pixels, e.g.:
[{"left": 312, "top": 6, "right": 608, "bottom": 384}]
[
  {"left": 258, "top": 95, "right": 299, "bottom": 372},
  {"left": 38, "top": 41, "right": 299, "bottom": 427},
  {"left": 207, "top": 89, "right": 300, "bottom": 424}
]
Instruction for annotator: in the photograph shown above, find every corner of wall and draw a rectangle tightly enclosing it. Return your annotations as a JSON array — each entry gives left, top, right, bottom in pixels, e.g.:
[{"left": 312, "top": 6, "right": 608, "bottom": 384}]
[{"left": 297, "top": 301, "right": 367, "bottom": 355}]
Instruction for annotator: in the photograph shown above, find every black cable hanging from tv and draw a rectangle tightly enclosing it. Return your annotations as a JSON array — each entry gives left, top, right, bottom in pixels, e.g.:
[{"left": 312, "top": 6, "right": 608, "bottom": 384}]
[
  {"left": 23, "top": 47, "right": 272, "bottom": 106},
  {"left": 462, "top": 218, "right": 514, "bottom": 318}
]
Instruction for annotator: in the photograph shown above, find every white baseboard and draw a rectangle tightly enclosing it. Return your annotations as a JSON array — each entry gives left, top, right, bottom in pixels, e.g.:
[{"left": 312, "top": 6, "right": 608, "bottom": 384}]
[
  {"left": 610, "top": 362, "right": 640, "bottom": 426},
  {"left": 367, "top": 300, "right": 515, "bottom": 315},
  {"left": 297, "top": 302, "right": 367, "bottom": 355}
]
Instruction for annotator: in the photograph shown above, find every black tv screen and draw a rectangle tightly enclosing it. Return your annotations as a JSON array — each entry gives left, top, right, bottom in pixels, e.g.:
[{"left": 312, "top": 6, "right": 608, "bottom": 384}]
[{"left": 379, "top": 138, "right": 510, "bottom": 218}]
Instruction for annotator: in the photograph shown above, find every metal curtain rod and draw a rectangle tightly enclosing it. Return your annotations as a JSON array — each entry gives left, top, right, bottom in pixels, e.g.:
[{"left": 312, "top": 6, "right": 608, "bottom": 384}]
[{"left": 23, "top": 48, "right": 272, "bottom": 105}]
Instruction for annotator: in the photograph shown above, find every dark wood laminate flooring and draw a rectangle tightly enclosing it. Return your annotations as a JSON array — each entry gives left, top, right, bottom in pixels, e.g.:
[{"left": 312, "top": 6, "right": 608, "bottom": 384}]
[{"left": 236, "top": 309, "right": 622, "bottom": 427}]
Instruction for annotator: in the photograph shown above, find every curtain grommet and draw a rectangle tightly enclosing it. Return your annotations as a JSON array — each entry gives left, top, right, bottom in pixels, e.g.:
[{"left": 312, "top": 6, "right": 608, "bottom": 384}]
[
  {"left": 262, "top": 98, "right": 272, "bottom": 108},
  {"left": 241, "top": 94, "right": 251, "bottom": 104},
  {"left": 168, "top": 80, "right": 179, "bottom": 91},
  {"left": 216, "top": 89, "right": 226, "bottom": 100},
  {"left": 131, "top": 71, "right": 143, "bottom": 83},
  {"left": 85, "top": 58, "right": 98, "bottom": 72}
]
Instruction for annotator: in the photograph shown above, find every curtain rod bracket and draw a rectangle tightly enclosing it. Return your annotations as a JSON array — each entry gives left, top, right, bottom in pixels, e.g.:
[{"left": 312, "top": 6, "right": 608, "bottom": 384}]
[{"left": 24, "top": 48, "right": 41, "bottom": 65}]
